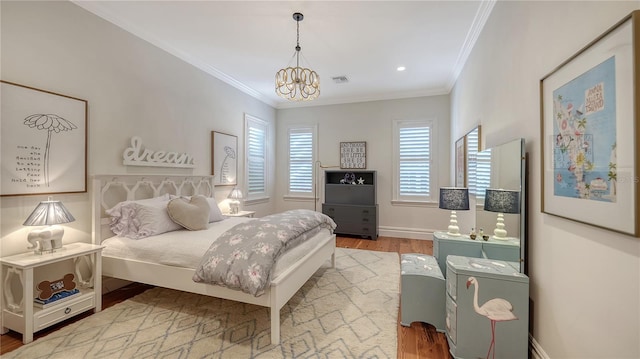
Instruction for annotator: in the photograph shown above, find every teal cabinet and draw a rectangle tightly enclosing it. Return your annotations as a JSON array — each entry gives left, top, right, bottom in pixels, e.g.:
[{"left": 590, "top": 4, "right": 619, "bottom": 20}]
[{"left": 445, "top": 255, "right": 529, "bottom": 359}]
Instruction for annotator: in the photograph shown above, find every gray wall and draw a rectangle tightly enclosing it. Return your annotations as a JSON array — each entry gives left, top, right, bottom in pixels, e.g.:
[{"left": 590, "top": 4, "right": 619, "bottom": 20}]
[
  {"left": 0, "top": 1, "right": 276, "bottom": 257},
  {"left": 452, "top": 1, "right": 640, "bottom": 357},
  {"left": 275, "top": 96, "right": 461, "bottom": 239}
]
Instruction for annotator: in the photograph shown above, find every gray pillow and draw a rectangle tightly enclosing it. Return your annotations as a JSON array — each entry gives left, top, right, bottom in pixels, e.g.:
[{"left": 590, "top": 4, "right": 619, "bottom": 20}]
[{"left": 167, "top": 195, "right": 210, "bottom": 231}]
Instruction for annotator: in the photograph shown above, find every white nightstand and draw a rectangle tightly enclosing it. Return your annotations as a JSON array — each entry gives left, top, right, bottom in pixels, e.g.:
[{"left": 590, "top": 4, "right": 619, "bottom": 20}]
[
  {"left": 224, "top": 210, "right": 256, "bottom": 218},
  {"left": 0, "top": 242, "right": 104, "bottom": 344}
]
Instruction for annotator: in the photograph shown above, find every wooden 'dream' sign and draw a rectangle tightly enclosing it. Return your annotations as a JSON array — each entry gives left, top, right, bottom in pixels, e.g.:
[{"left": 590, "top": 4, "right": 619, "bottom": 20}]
[{"left": 340, "top": 142, "right": 367, "bottom": 169}]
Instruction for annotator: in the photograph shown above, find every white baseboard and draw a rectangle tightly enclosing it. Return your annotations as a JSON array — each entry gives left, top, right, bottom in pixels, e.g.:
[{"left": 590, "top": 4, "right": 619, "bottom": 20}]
[
  {"left": 378, "top": 226, "right": 436, "bottom": 240},
  {"left": 530, "top": 334, "right": 550, "bottom": 359}
]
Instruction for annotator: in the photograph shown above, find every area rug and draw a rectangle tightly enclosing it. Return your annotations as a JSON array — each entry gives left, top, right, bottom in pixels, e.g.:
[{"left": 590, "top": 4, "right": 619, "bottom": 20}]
[{"left": 4, "top": 248, "right": 399, "bottom": 358}]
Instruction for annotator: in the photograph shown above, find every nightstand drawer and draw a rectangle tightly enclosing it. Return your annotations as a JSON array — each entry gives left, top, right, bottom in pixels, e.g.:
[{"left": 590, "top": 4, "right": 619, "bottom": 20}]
[{"left": 33, "top": 292, "right": 95, "bottom": 331}]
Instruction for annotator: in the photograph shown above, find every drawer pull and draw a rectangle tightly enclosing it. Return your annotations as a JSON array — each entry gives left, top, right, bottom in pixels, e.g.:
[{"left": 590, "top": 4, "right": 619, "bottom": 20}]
[
  {"left": 362, "top": 218, "right": 369, "bottom": 222},
  {"left": 64, "top": 307, "right": 71, "bottom": 314}
]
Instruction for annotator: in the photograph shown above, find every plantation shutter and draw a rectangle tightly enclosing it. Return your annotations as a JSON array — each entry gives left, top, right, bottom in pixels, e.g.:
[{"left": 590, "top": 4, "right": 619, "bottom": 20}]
[
  {"left": 476, "top": 148, "right": 492, "bottom": 201},
  {"left": 289, "top": 128, "right": 313, "bottom": 193},
  {"left": 398, "top": 125, "right": 431, "bottom": 198}
]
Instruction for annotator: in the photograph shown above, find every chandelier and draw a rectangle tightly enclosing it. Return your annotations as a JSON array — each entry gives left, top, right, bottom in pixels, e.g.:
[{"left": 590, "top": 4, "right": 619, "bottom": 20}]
[{"left": 275, "top": 12, "right": 320, "bottom": 101}]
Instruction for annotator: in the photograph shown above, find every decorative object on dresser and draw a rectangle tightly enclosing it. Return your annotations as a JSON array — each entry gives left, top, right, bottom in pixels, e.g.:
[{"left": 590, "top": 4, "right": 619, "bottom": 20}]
[
  {"left": 322, "top": 170, "right": 378, "bottom": 240},
  {"left": 227, "top": 187, "right": 244, "bottom": 214},
  {"left": 483, "top": 189, "right": 521, "bottom": 240},
  {"left": 1, "top": 80, "right": 87, "bottom": 196},
  {"left": 438, "top": 187, "right": 470, "bottom": 236},
  {"left": 445, "top": 255, "right": 529, "bottom": 359},
  {"left": 540, "top": 10, "right": 640, "bottom": 237},
  {"left": 211, "top": 131, "right": 237, "bottom": 185},
  {"left": 275, "top": 12, "right": 320, "bottom": 101},
  {"left": 0, "top": 242, "right": 103, "bottom": 344},
  {"left": 23, "top": 197, "right": 75, "bottom": 254},
  {"left": 339, "top": 141, "right": 367, "bottom": 169}
]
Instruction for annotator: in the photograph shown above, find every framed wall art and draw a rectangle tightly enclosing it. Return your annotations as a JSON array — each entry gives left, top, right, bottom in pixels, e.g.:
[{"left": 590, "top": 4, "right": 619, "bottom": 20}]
[
  {"left": 455, "top": 135, "right": 467, "bottom": 187},
  {"left": 1, "top": 81, "right": 87, "bottom": 196},
  {"left": 540, "top": 10, "right": 639, "bottom": 236},
  {"left": 211, "top": 131, "right": 237, "bottom": 186},
  {"left": 340, "top": 141, "right": 366, "bottom": 169}
]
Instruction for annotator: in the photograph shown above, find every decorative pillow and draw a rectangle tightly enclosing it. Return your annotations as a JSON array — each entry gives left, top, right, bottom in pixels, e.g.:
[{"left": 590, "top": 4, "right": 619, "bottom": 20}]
[
  {"left": 206, "top": 197, "right": 225, "bottom": 223},
  {"left": 106, "top": 194, "right": 181, "bottom": 239},
  {"left": 167, "top": 195, "right": 211, "bottom": 231}
]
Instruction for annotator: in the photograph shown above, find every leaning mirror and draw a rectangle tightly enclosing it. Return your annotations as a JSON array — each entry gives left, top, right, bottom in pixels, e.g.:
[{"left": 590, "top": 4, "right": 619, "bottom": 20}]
[{"left": 474, "top": 138, "right": 526, "bottom": 273}]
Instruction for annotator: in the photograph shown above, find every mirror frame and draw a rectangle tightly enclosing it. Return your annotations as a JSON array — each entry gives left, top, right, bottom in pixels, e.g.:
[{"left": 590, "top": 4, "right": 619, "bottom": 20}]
[{"left": 466, "top": 131, "right": 526, "bottom": 274}]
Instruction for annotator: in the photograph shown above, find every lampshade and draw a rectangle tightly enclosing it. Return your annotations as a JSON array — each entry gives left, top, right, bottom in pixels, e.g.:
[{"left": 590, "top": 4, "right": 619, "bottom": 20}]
[
  {"left": 439, "top": 187, "right": 469, "bottom": 236},
  {"left": 228, "top": 188, "right": 244, "bottom": 200},
  {"left": 275, "top": 12, "right": 320, "bottom": 101},
  {"left": 23, "top": 198, "right": 75, "bottom": 254},
  {"left": 23, "top": 199, "right": 75, "bottom": 226},
  {"left": 484, "top": 189, "right": 520, "bottom": 214},
  {"left": 439, "top": 187, "right": 470, "bottom": 210},
  {"left": 483, "top": 189, "right": 520, "bottom": 240}
]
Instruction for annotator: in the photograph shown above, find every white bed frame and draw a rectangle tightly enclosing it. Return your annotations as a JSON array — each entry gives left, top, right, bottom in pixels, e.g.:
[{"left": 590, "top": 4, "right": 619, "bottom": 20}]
[{"left": 91, "top": 175, "right": 336, "bottom": 345}]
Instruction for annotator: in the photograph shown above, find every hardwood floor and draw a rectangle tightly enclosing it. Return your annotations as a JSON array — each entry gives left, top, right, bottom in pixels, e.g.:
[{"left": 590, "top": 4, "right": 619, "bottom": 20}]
[{"left": 1, "top": 236, "right": 452, "bottom": 358}]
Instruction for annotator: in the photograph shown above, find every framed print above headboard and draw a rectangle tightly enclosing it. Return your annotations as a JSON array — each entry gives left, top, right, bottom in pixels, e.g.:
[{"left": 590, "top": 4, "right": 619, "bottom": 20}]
[
  {"left": 211, "top": 131, "right": 237, "bottom": 186},
  {"left": 1, "top": 81, "right": 87, "bottom": 196}
]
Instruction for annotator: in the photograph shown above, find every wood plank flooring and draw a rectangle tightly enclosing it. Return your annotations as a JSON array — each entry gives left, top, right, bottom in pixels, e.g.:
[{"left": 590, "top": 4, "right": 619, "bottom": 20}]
[{"left": 1, "top": 236, "right": 451, "bottom": 358}]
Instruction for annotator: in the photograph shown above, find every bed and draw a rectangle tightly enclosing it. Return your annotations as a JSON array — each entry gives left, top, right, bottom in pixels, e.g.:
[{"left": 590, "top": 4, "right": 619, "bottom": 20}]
[{"left": 91, "top": 175, "right": 336, "bottom": 345}]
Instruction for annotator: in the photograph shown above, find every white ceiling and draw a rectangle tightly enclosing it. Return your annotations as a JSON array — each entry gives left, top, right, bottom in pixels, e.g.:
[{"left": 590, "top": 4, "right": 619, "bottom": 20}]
[{"left": 73, "top": 1, "right": 495, "bottom": 109}]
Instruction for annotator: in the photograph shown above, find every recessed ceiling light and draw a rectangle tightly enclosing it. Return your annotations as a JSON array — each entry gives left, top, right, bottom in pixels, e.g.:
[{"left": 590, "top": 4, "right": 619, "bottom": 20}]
[{"left": 397, "top": 66, "right": 406, "bottom": 72}]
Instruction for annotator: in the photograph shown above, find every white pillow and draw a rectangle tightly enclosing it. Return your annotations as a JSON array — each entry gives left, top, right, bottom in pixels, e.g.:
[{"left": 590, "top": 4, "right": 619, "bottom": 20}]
[
  {"left": 206, "top": 197, "right": 225, "bottom": 223},
  {"left": 106, "top": 194, "right": 181, "bottom": 239}
]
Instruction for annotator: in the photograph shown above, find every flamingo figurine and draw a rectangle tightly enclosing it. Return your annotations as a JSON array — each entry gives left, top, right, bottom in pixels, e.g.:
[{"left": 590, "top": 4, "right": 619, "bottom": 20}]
[{"left": 466, "top": 276, "right": 518, "bottom": 359}]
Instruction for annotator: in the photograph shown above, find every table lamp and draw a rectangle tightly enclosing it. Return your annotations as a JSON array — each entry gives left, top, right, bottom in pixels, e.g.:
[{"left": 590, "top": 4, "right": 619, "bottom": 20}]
[
  {"left": 483, "top": 188, "right": 520, "bottom": 240},
  {"left": 227, "top": 187, "right": 244, "bottom": 214},
  {"left": 439, "top": 187, "right": 469, "bottom": 236},
  {"left": 23, "top": 197, "right": 75, "bottom": 254}
]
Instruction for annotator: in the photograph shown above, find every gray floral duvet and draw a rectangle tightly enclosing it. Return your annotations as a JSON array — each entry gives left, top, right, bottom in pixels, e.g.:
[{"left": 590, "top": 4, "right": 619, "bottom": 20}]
[{"left": 192, "top": 209, "right": 336, "bottom": 296}]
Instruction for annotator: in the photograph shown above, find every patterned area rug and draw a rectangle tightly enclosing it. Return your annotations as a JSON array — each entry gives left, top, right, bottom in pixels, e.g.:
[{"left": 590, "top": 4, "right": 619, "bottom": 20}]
[{"left": 5, "top": 248, "right": 399, "bottom": 358}]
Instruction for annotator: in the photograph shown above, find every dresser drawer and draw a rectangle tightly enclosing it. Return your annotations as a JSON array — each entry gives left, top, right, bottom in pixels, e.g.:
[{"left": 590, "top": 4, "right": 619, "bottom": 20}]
[
  {"left": 446, "top": 266, "right": 457, "bottom": 300},
  {"left": 322, "top": 204, "right": 376, "bottom": 220},
  {"left": 33, "top": 292, "right": 95, "bottom": 331},
  {"left": 445, "top": 294, "right": 457, "bottom": 345}
]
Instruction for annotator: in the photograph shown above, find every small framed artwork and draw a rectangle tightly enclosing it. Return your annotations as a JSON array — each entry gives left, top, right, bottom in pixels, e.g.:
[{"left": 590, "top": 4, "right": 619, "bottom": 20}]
[
  {"left": 211, "top": 131, "right": 237, "bottom": 186},
  {"left": 540, "top": 10, "right": 639, "bottom": 236},
  {"left": 1, "top": 81, "right": 87, "bottom": 196},
  {"left": 455, "top": 135, "right": 467, "bottom": 187},
  {"left": 340, "top": 141, "right": 367, "bottom": 169}
]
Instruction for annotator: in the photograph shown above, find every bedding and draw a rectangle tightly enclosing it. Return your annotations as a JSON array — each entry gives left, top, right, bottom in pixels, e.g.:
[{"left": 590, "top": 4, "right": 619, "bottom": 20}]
[
  {"left": 193, "top": 209, "right": 336, "bottom": 296},
  {"left": 106, "top": 194, "right": 182, "bottom": 239}
]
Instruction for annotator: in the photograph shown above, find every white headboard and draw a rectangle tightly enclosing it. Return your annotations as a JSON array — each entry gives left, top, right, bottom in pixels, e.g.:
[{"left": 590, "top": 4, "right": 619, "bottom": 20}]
[{"left": 92, "top": 175, "right": 215, "bottom": 244}]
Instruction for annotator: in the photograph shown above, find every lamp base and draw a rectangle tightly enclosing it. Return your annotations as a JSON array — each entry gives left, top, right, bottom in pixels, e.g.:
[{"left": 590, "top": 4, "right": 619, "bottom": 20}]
[
  {"left": 492, "top": 213, "right": 509, "bottom": 240},
  {"left": 229, "top": 201, "right": 240, "bottom": 215},
  {"left": 27, "top": 226, "right": 64, "bottom": 254},
  {"left": 446, "top": 210, "right": 461, "bottom": 236}
]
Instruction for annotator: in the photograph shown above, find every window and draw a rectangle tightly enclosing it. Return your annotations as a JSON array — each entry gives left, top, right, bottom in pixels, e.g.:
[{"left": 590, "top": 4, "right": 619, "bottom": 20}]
[
  {"left": 476, "top": 147, "right": 492, "bottom": 202},
  {"left": 244, "top": 114, "right": 268, "bottom": 201},
  {"left": 393, "top": 119, "right": 434, "bottom": 202},
  {"left": 287, "top": 125, "right": 317, "bottom": 197}
]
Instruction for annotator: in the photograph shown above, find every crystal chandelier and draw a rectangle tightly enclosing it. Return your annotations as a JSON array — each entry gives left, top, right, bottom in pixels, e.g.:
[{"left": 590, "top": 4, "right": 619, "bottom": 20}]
[{"left": 275, "top": 12, "right": 320, "bottom": 101}]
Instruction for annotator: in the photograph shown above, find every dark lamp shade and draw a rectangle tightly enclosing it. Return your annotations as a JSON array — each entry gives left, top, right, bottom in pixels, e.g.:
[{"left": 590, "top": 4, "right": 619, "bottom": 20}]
[
  {"left": 228, "top": 188, "right": 244, "bottom": 200},
  {"left": 23, "top": 200, "right": 75, "bottom": 226},
  {"left": 484, "top": 189, "right": 520, "bottom": 214},
  {"left": 439, "top": 187, "right": 470, "bottom": 210}
]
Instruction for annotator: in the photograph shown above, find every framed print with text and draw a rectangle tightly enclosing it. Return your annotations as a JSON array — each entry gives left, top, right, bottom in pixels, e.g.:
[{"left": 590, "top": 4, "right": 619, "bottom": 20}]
[
  {"left": 1, "top": 81, "right": 87, "bottom": 196},
  {"left": 540, "top": 11, "right": 639, "bottom": 236}
]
